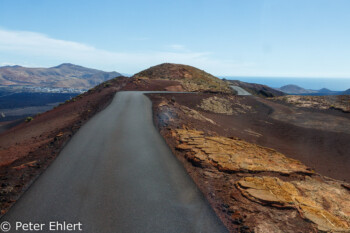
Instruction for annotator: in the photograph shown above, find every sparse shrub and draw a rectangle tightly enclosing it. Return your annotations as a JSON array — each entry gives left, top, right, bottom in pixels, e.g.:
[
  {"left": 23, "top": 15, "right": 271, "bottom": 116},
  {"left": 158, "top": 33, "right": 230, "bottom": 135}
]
[
  {"left": 25, "top": 116, "right": 34, "bottom": 122},
  {"left": 104, "top": 83, "right": 111, "bottom": 88}
]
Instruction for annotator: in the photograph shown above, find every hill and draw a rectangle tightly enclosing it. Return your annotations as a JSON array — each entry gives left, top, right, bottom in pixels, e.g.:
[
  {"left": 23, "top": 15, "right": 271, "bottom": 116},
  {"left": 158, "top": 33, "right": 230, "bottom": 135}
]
[
  {"left": 318, "top": 88, "right": 333, "bottom": 93},
  {"left": 278, "top": 84, "right": 316, "bottom": 94},
  {"left": 227, "top": 80, "right": 285, "bottom": 97},
  {"left": 133, "top": 63, "right": 232, "bottom": 93},
  {"left": 0, "top": 63, "right": 121, "bottom": 89}
]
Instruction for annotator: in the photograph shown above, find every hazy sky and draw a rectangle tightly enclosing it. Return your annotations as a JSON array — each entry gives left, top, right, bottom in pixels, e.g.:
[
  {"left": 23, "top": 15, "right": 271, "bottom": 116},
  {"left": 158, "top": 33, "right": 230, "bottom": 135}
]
[{"left": 0, "top": 0, "right": 349, "bottom": 77}]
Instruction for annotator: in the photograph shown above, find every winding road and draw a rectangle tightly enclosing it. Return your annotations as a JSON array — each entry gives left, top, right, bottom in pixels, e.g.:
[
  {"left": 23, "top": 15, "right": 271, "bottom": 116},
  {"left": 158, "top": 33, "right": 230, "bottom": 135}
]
[
  {"left": 2, "top": 91, "right": 227, "bottom": 233},
  {"left": 230, "top": 86, "right": 251, "bottom": 95}
]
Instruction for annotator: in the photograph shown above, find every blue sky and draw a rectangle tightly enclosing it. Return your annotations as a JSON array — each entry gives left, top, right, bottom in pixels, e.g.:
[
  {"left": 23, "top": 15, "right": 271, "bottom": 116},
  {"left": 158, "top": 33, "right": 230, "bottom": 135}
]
[{"left": 0, "top": 0, "right": 349, "bottom": 77}]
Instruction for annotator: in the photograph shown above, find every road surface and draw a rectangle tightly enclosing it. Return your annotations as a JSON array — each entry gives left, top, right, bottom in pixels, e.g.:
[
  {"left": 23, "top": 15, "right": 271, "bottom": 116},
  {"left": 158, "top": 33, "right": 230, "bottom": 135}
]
[
  {"left": 1, "top": 91, "right": 227, "bottom": 233},
  {"left": 230, "top": 85, "right": 252, "bottom": 95}
]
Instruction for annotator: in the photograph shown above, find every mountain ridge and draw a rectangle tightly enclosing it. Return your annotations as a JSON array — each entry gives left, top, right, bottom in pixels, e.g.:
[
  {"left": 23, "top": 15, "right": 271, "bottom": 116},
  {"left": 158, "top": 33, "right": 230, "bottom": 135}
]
[{"left": 0, "top": 63, "right": 121, "bottom": 89}]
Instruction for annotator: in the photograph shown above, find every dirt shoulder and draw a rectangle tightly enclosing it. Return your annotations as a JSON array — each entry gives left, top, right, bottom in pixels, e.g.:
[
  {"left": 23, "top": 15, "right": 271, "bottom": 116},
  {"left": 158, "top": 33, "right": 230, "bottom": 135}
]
[
  {"left": 148, "top": 93, "right": 350, "bottom": 232},
  {"left": 0, "top": 77, "right": 129, "bottom": 216}
]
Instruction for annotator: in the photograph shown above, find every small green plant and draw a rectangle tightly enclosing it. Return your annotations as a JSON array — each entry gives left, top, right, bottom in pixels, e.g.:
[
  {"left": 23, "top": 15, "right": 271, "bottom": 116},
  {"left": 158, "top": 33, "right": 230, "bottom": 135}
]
[
  {"left": 25, "top": 116, "right": 34, "bottom": 122},
  {"left": 104, "top": 82, "right": 111, "bottom": 88}
]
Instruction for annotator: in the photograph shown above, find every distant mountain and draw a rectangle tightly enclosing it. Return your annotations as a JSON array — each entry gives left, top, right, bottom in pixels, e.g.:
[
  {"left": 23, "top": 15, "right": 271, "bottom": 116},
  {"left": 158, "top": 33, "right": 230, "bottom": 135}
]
[
  {"left": 318, "top": 88, "right": 333, "bottom": 93},
  {"left": 278, "top": 84, "right": 344, "bottom": 95},
  {"left": 227, "top": 80, "right": 285, "bottom": 97},
  {"left": 0, "top": 63, "right": 121, "bottom": 89},
  {"left": 278, "top": 85, "right": 317, "bottom": 94},
  {"left": 343, "top": 88, "right": 350, "bottom": 95}
]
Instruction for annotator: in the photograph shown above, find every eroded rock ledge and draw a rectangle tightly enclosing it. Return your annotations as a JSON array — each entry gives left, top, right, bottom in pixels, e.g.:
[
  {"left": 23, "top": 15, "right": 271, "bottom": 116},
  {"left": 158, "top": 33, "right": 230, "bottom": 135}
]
[
  {"left": 173, "top": 128, "right": 350, "bottom": 232},
  {"left": 237, "top": 176, "right": 350, "bottom": 232},
  {"left": 175, "top": 129, "right": 312, "bottom": 175}
]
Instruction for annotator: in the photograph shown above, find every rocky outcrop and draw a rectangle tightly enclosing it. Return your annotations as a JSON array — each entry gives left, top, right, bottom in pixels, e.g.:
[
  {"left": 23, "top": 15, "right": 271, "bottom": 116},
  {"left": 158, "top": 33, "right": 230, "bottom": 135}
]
[
  {"left": 175, "top": 129, "right": 312, "bottom": 174},
  {"left": 272, "top": 95, "right": 350, "bottom": 112},
  {"left": 198, "top": 96, "right": 252, "bottom": 115},
  {"left": 198, "top": 96, "right": 235, "bottom": 115},
  {"left": 237, "top": 176, "right": 350, "bottom": 232}
]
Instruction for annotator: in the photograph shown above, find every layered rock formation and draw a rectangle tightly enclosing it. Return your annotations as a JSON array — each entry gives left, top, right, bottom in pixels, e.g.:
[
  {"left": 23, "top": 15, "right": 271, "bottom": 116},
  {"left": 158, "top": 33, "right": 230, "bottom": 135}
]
[
  {"left": 173, "top": 128, "right": 350, "bottom": 232},
  {"left": 237, "top": 176, "right": 350, "bottom": 232},
  {"left": 175, "top": 129, "right": 312, "bottom": 174}
]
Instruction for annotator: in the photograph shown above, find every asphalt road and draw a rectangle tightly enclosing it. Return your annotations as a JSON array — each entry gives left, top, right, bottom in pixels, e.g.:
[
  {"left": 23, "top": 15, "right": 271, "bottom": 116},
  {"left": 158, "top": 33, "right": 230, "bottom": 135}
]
[
  {"left": 230, "top": 86, "right": 252, "bottom": 95},
  {"left": 1, "top": 91, "right": 227, "bottom": 233}
]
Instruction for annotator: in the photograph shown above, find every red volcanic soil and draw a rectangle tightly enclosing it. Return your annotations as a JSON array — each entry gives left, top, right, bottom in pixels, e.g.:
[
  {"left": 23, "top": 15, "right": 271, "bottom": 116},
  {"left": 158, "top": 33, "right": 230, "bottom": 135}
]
[
  {"left": 0, "top": 77, "right": 129, "bottom": 215},
  {"left": 0, "top": 119, "right": 23, "bottom": 134},
  {"left": 149, "top": 93, "right": 350, "bottom": 183}
]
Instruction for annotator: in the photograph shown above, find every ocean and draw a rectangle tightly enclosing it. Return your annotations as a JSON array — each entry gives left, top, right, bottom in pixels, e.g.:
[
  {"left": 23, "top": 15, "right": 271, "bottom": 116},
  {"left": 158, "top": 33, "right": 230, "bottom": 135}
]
[{"left": 221, "top": 77, "right": 350, "bottom": 91}]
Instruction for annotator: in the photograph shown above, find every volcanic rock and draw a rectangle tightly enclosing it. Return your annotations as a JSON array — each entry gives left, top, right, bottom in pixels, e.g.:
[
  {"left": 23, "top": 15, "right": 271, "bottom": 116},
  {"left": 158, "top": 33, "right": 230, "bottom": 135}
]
[
  {"left": 174, "top": 129, "right": 312, "bottom": 174},
  {"left": 236, "top": 176, "right": 350, "bottom": 232}
]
